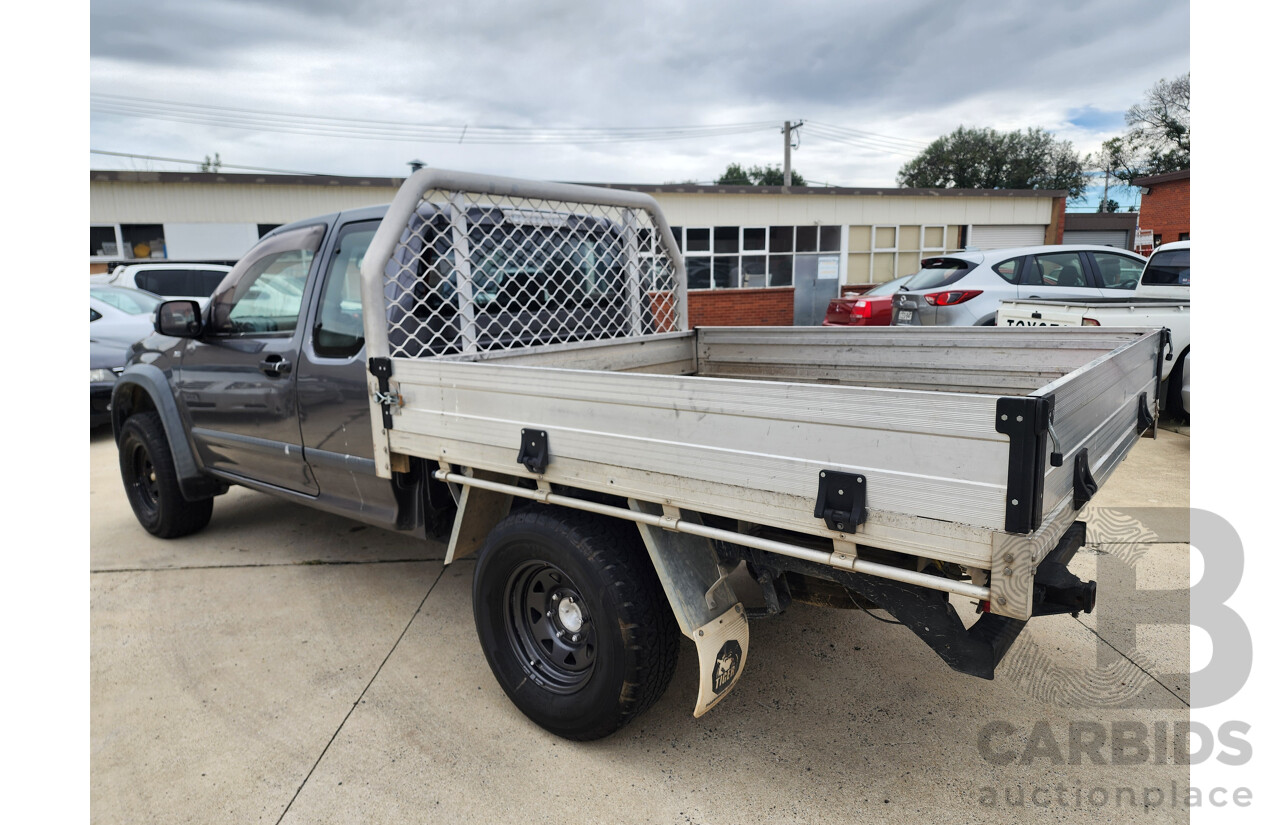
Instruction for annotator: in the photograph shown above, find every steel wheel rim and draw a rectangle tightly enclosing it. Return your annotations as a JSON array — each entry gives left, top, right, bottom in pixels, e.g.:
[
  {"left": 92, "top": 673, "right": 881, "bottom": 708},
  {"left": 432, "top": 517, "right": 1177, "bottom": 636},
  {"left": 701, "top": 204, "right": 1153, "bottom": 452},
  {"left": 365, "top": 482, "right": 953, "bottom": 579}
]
[
  {"left": 129, "top": 441, "right": 159, "bottom": 516},
  {"left": 503, "top": 560, "right": 597, "bottom": 694}
]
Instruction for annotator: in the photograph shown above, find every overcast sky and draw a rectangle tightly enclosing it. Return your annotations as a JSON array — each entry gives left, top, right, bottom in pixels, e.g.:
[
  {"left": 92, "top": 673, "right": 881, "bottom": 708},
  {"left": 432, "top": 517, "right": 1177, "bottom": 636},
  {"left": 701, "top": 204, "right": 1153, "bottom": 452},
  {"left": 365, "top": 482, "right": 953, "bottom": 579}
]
[{"left": 89, "top": 0, "right": 1189, "bottom": 205}]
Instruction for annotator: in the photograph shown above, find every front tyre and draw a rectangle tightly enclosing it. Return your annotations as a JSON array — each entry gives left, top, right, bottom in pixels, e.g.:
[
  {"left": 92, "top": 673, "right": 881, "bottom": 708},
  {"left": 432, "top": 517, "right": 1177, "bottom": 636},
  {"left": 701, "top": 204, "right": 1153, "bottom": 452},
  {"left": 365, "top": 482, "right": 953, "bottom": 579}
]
[
  {"left": 118, "top": 412, "right": 214, "bottom": 538},
  {"left": 472, "top": 507, "right": 678, "bottom": 740}
]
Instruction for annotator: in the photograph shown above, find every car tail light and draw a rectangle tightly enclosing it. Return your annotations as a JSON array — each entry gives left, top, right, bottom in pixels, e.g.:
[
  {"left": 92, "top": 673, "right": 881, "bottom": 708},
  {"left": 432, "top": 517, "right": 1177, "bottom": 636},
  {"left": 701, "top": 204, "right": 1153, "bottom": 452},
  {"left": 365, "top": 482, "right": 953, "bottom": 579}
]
[
  {"left": 1082, "top": 317, "right": 1100, "bottom": 326},
  {"left": 923, "top": 289, "right": 983, "bottom": 306},
  {"left": 852, "top": 299, "right": 870, "bottom": 318}
]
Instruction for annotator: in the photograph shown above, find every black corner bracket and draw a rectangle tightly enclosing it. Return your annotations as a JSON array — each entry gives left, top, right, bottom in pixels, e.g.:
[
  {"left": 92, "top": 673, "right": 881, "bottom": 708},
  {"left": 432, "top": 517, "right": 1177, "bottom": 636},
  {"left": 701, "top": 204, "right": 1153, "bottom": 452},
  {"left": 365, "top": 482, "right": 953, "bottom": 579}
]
[
  {"left": 368, "top": 357, "right": 396, "bottom": 430},
  {"left": 995, "top": 395, "right": 1055, "bottom": 534},
  {"left": 517, "top": 429, "right": 549, "bottom": 474},
  {"left": 814, "top": 470, "right": 868, "bottom": 533},
  {"left": 1073, "top": 448, "right": 1098, "bottom": 509}
]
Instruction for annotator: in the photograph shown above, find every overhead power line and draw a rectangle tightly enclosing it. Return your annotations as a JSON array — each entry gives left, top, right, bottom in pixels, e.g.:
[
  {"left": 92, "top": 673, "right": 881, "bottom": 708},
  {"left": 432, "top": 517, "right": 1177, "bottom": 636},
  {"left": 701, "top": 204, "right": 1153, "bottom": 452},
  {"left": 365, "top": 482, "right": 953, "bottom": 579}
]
[
  {"left": 90, "top": 149, "right": 324, "bottom": 175},
  {"left": 91, "top": 94, "right": 937, "bottom": 160},
  {"left": 90, "top": 93, "right": 777, "bottom": 145},
  {"left": 805, "top": 120, "right": 931, "bottom": 150},
  {"left": 803, "top": 124, "right": 921, "bottom": 158}
]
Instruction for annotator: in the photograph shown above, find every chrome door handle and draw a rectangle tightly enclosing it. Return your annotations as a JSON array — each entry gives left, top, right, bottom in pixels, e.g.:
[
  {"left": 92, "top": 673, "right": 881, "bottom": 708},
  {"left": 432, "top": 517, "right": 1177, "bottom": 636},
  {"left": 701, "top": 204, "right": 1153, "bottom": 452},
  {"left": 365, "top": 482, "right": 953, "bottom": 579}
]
[{"left": 259, "top": 356, "right": 291, "bottom": 376}]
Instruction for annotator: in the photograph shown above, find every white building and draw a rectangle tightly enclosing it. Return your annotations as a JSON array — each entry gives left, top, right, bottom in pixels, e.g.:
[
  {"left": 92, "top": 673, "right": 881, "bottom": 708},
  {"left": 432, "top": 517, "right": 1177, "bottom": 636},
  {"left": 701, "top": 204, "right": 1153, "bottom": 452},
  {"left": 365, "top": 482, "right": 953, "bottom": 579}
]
[{"left": 90, "top": 170, "right": 1065, "bottom": 325}]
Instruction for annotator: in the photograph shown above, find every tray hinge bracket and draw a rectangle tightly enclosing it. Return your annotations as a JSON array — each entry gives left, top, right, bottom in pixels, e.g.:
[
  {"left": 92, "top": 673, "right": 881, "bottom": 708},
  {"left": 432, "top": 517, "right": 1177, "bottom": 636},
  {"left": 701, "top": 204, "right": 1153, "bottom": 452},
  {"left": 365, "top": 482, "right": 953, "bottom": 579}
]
[
  {"left": 1136, "top": 391, "right": 1156, "bottom": 435},
  {"left": 517, "top": 428, "right": 550, "bottom": 474},
  {"left": 1073, "top": 448, "right": 1098, "bottom": 509},
  {"left": 813, "top": 470, "right": 867, "bottom": 533}
]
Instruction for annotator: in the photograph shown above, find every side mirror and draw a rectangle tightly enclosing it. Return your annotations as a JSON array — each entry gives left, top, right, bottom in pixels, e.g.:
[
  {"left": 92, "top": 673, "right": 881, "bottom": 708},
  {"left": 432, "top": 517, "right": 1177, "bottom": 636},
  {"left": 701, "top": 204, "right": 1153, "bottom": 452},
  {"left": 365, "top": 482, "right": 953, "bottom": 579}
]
[{"left": 156, "top": 300, "right": 203, "bottom": 337}]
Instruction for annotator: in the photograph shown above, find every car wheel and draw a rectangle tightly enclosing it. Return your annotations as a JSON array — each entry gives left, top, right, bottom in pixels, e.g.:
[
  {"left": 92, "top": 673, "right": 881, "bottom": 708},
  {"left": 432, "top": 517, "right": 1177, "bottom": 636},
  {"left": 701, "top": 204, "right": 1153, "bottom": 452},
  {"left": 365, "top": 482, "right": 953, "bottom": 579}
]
[
  {"left": 472, "top": 506, "right": 679, "bottom": 740},
  {"left": 118, "top": 412, "right": 214, "bottom": 538}
]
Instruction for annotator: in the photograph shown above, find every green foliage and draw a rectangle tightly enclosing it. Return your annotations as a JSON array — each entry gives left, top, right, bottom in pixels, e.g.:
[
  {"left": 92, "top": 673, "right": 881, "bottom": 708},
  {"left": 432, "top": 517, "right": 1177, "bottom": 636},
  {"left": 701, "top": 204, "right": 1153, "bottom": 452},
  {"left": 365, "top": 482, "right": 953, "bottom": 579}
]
[
  {"left": 200, "top": 152, "right": 222, "bottom": 173},
  {"left": 1093, "top": 74, "right": 1190, "bottom": 185},
  {"left": 896, "top": 126, "right": 1087, "bottom": 199},
  {"left": 1098, "top": 198, "right": 1120, "bottom": 213},
  {"left": 717, "top": 163, "right": 806, "bottom": 187}
]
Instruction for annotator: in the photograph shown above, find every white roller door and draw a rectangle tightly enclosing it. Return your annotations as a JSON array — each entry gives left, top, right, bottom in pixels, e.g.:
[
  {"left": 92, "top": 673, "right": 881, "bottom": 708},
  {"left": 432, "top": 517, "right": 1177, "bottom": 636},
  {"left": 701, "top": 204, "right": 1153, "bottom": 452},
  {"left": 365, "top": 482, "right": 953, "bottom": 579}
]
[
  {"left": 1064, "top": 230, "right": 1129, "bottom": 248},
  {"left": 969, "top": 225, "right": 1046, "bottom": 249}
]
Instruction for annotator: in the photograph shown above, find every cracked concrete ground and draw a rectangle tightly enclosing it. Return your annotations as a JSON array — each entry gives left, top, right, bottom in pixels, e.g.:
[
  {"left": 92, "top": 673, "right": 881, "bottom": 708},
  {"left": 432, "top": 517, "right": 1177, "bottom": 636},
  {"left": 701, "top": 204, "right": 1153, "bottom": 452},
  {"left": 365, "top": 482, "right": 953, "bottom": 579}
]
[{"left": 91, "top": 425, "right": 1191, "bottom": 824}]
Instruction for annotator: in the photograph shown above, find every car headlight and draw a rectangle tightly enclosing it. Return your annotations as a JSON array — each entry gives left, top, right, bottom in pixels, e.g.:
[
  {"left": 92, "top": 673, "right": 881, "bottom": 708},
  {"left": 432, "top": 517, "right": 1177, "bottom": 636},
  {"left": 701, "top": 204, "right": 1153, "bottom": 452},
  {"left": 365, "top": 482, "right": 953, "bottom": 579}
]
[{"left": 90, "top": 369, "right": 117, "bottom": 383}]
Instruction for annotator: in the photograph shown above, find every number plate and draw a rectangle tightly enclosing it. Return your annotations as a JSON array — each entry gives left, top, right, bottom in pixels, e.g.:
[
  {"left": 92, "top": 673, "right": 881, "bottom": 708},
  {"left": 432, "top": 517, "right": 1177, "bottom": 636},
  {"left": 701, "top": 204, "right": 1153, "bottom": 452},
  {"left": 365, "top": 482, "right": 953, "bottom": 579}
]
[{"left": 897, "top": 309, "right": 913, "bottom": 322}]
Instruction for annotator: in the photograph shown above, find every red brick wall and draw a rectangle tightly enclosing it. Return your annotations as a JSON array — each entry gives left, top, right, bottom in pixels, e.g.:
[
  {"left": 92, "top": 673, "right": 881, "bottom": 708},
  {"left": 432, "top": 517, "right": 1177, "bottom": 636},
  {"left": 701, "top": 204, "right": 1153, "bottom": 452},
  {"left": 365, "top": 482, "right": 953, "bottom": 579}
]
[
  {"left": 1140, "top": 178, "right": 1190, "bottom": 244},
  {"left": 688, "top": 287, "right": 794, "bottom": 327}
]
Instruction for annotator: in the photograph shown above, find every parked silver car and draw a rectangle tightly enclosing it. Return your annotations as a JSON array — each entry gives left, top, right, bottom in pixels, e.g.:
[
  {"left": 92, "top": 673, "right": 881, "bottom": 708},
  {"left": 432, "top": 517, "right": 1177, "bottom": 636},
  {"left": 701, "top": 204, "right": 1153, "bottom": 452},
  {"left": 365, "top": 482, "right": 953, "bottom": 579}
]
[{"left": 891, "top": 245, "right": 1147, "bottom": 326}]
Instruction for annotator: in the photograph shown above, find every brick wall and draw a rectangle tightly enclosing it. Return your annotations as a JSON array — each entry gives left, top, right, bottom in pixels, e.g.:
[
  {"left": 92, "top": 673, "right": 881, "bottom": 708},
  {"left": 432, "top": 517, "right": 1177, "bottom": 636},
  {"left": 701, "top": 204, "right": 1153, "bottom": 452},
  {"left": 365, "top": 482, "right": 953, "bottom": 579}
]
[
  {"left": 1139, "top": 178, "right": 1190, "bottom": 244},
  {"left": 688, "top": 287, "right": 794, "bottom": 327}
]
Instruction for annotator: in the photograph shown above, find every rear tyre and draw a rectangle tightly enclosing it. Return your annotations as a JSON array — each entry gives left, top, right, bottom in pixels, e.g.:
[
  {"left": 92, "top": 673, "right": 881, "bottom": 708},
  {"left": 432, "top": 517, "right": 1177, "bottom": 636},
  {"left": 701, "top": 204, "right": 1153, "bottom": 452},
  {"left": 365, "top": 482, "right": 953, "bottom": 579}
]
[
  {"left": 472, "top": 506, "right": 679, "bottom": 740},
  {"left": 118, "top": 412, "right": 214, "bottom": 538},
  {"left": 1164, "top": 349, "right": 1189, "bottom": 422}
]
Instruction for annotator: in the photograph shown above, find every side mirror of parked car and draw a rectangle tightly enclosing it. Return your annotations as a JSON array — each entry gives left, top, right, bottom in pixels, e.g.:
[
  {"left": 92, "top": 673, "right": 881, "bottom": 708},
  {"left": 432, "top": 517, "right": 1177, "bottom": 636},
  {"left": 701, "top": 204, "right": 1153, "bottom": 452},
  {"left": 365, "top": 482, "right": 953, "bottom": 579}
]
[{"left": 156, "top": 300, "right": 203, "bottom": 337}]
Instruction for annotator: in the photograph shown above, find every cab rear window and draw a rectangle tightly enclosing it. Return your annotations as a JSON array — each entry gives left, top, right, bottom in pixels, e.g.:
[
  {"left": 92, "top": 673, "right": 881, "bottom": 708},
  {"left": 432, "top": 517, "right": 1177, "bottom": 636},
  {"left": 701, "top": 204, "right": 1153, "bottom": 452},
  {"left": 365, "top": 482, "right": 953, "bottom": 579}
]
[
  {"left": 1142, "top": 248, "right": 1190, "bottom": 286},
  {"left": 903, "top": 257, "right": 976, "bottom": 290}
]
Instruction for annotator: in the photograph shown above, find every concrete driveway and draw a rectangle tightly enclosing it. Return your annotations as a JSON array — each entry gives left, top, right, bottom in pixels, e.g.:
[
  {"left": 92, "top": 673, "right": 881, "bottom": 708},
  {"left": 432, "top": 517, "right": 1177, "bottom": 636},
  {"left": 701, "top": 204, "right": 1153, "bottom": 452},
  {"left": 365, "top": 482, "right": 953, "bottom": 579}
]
[{"left": 91, "top": 426, "right": 1191, "bottom": 824}]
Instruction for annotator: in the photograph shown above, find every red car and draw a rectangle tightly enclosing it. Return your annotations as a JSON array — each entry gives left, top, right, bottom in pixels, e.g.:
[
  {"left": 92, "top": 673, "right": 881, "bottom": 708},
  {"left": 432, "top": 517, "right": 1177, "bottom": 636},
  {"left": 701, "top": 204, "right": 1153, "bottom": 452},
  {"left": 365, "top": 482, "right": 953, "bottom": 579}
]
[{"left": 823, "top": 274, "right": 914, "bottom": 326}]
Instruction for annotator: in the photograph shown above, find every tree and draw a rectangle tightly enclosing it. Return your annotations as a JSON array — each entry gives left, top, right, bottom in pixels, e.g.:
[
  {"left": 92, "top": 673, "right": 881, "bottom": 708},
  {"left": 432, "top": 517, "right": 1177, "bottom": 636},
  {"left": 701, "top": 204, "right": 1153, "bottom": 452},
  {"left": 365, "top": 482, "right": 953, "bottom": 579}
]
[
  {"left": 200, "top": 152, "right": 222, "bottom": 172},
  {"left": 1094, "top": 74, "right": 1189, "bottom": 185},
  {"left": 896, "top": 126, "right": 1087, "bottom": 199},
  {"left": 716, "top": 163, "right": 805, "bottom": 187},
  {"left": 1097, "top": 198, "right": 1119, "bottom": 213}
]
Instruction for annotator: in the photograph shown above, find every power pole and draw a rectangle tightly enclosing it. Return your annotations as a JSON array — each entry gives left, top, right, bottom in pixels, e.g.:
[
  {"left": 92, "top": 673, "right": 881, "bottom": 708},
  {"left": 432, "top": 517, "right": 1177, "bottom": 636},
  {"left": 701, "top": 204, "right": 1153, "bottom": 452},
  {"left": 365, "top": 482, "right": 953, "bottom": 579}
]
[{"left": 783, "top": 120, "right": 803, "bottom": 187}]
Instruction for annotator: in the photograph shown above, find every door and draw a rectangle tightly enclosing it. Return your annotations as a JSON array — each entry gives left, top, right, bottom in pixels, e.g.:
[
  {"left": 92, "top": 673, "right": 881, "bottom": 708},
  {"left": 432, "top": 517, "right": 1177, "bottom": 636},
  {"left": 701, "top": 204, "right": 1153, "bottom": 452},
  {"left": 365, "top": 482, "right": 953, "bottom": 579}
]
[
  {"left": 176, "top": 224, "right": 326, "bottom": 493},
  {"left": 1017, "top": 251, "right": 1105, "bottom": 301},
  {"left": 969, "top": 225, "right": 1047, "bottom": 249},
  {"left": 1086, "top": 250, "right": 1147, "bottom": 297},
  {"left": 295, "top": 220, "right": 404, "bottom": 524},
  {"left": 792, "top": 254, "right": 840, "bottom": 326}
]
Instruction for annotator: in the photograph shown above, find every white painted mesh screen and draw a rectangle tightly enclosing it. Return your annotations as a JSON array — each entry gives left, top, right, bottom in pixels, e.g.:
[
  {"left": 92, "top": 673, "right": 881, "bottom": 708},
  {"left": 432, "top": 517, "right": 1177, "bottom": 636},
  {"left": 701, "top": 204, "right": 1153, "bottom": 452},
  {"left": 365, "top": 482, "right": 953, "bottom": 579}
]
[{"left": 381, "top": 190, "right": 682, "bottom": 358}]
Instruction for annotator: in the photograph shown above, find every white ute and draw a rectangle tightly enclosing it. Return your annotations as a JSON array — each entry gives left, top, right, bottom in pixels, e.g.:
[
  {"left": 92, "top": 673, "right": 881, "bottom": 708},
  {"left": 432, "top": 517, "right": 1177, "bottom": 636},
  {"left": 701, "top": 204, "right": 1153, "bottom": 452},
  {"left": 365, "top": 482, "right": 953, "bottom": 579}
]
[{"left": 997, "top": 240, "right": 1190, "bottom": 417}]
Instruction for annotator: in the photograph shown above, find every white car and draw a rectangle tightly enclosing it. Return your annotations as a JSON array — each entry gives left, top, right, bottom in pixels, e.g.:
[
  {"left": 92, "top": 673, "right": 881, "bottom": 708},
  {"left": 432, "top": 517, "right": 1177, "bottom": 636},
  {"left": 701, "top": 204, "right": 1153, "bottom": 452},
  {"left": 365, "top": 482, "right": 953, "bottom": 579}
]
[
  {"left": 996, "top": 240, "right": 1190, "bottom": 417},
  {"left": 90, "top": 285, "right": 164, "bottom": 347},
  {"left": 90, "top": 262, "right": 232, "bottom": 308}
]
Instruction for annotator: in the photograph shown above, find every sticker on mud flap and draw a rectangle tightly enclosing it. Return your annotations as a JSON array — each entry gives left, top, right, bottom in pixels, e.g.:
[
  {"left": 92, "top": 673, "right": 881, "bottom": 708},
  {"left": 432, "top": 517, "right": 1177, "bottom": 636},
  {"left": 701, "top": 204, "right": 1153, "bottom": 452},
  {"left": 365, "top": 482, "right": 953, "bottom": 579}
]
[{"left": 712, "top": 640, "right": 742, "bottom": 695}]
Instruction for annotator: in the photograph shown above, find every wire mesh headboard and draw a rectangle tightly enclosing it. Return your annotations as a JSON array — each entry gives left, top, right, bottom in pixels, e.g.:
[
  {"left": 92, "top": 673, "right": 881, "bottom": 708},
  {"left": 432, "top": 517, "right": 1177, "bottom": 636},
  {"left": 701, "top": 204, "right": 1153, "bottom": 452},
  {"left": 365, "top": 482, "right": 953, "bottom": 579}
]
[{"left": 361, "top": 169, "right": 686, "bottom": 361}]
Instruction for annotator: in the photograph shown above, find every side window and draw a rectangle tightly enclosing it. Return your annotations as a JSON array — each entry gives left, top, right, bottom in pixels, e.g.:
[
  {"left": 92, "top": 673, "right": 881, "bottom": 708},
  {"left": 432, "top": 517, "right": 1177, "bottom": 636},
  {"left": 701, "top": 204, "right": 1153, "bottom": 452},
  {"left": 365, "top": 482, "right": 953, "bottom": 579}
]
[
  {"left": 1025, "top": 252, "right": 1086, "bottom": 288},
  {"left": 1091, "top": 252, "right": 1145, "bottom": 289},
  {"left": 994, "top": 258, "right": 1020, "bottom": 284},
  {"left": 314, "top": 223, "right": 377, "bottom": 358},
  {"left": 91, "top": 308, "right": 102, "bottom": 322},
  {"left": 208, "top": 224, "right": 325, "bottom": 336}
]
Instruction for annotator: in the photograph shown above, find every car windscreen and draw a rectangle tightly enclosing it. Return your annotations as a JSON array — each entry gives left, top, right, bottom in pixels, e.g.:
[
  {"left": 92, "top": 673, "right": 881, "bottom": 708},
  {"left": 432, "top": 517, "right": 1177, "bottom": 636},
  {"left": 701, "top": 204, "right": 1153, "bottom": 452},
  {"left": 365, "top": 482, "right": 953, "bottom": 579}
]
[
  {"left": 902, "top": 258, "right": 976, "bottom": 291},
  {"left": 90, "top": 287, "right": 163, "bottom": 314},
  {"left": 1141, "top": 248, "right": 1190, "bottom": 286}
]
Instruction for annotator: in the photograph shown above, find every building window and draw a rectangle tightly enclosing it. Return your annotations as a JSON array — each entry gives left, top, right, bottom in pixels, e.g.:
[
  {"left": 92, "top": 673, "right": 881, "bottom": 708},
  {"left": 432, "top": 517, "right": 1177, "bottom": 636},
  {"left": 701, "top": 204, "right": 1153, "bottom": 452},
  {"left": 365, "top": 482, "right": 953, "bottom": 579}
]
[
  {"left": 847, "top": 224, "right": 959, "bottom": 284},
  {"left": 1153, "top": 234, "right": 1163, "bottom": 247},
  {"left": 90, "top": 225, "right": 122, "bottom": 258},
  {"left": 1178, "top": 232, "right": 1190, "bottom": 241},
  {"left": 676, "top": 225, "right": 818, "bottom": 289},
  {"left": 258, "top": 224, "right": 282, "bottom": 238},
  {"left": 120, "top": 224, "right": 167, "bottom": 259}
]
